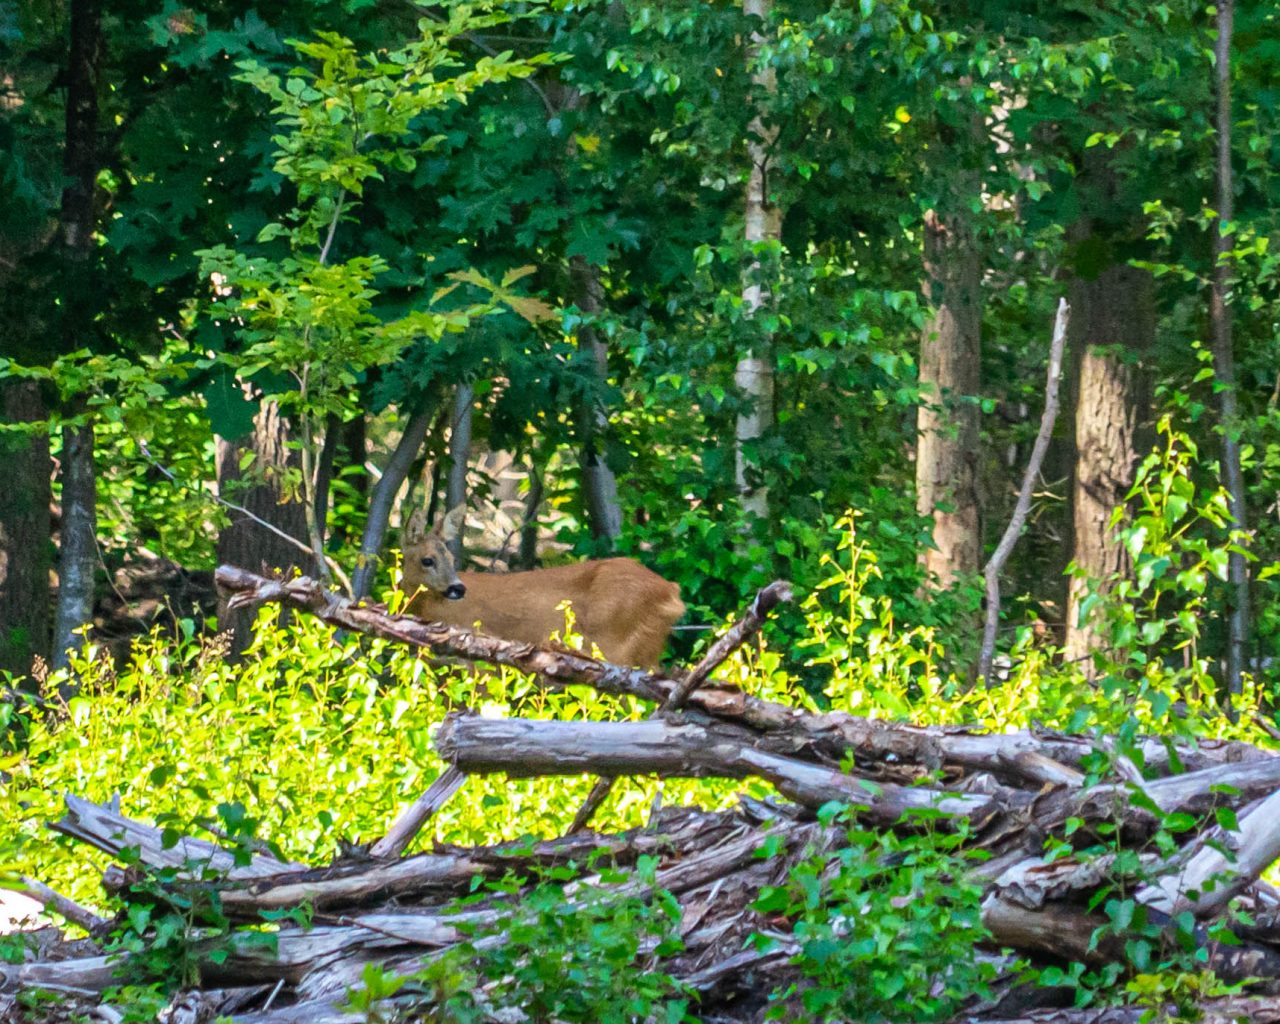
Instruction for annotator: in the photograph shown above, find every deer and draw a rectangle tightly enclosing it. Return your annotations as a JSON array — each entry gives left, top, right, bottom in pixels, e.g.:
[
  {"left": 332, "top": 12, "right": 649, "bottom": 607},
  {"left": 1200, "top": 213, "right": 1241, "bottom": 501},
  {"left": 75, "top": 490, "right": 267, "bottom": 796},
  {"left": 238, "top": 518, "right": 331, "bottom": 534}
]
[{"left": 399, "top": 505, "right": 686, "bottom": 669}]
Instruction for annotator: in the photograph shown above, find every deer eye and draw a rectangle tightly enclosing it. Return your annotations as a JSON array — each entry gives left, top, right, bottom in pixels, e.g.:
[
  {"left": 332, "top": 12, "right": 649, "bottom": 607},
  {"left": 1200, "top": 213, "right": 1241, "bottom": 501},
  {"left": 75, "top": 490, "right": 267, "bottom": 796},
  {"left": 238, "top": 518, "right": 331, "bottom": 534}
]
[{"left": 420, "top": 557, "right": 436, "bottom": 568}]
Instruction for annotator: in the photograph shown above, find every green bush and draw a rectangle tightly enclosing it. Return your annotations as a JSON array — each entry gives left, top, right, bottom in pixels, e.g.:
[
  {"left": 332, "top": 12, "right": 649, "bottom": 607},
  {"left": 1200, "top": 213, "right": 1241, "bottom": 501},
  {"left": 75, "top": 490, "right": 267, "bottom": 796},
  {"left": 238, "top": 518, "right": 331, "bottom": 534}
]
[{"left": 754, "top": 804, "right": 995, "bottom": 1023}]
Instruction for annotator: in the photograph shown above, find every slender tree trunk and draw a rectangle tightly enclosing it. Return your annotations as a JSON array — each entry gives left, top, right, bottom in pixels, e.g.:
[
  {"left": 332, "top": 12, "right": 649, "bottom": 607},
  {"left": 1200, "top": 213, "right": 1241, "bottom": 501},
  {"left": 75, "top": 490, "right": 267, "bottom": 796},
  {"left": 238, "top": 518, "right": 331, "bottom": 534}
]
[
  {"left": 569, "top": 257, "right": 622, "bottom": 545},
  {"left": 0, "top": 380, "right": 52, "bottom": 678},
  {"left": 342, "top": 415, "right": 368, "bottom": 502},
  {"left": 916, "top": 208, "right": 983, "bottom": 586},
  {"left": 735, "top": 0, "right": 781, "bottom": 527},
  {"left": 516, "top": 458, "right": 544, "bottom": 571},
  {"left": 215, "top": 399, "right": 310, "bottom": 652},
  {"left": 51, "top": 0, "right": 102, "bottom": 671},
  {"left": 1064, "top": 263, "right": 1154, "bottom": 670},
  {"left": 351, "top": 406, "right": 434, "bottom": 602},
  {"left": 1211, "top": 0, "right": 1248, "bottom": 695},
  {"left": 312, "top": 413, "right": 342, "bottom": 550},
  {"left": 445, "top": 384, "right": 473, "bottom": 565},
  {"left": 52, "top": 424, "right": 97, "bottom": 671}
]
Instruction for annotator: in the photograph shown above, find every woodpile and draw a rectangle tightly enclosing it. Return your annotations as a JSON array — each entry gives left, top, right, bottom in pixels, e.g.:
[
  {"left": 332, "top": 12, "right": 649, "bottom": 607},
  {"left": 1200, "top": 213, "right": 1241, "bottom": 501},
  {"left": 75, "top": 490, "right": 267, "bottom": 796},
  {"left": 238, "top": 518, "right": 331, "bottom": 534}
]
[{"left": 5, "top": 565, "right": 1280, "bottom": 1023}]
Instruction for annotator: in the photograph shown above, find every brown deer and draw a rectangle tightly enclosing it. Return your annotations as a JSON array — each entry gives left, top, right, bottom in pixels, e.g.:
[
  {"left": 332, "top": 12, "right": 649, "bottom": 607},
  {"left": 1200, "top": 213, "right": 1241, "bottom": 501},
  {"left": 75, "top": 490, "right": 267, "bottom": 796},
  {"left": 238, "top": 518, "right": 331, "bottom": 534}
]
[{"left": 399, "top": 506, "right": 685, "bottom": 669}]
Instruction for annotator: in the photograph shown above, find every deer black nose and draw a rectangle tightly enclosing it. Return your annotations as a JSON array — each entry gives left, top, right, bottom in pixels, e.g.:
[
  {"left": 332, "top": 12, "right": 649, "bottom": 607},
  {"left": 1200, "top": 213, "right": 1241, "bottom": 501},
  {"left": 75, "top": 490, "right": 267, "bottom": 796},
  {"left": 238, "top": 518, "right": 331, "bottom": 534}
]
[{"left": 444, "top": 583, "right": 466, "bottom": 600}]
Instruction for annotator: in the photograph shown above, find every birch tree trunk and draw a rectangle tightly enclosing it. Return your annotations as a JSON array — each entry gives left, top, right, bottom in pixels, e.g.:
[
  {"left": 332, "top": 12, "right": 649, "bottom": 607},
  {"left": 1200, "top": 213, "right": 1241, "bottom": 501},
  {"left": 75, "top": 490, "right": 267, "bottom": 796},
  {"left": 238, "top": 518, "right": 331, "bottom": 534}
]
[
  {"left": 50, "top": 0, "right": 102, "bottom": 671},
  {"left": 215, "top": 399, "right": 311, "bottom": 652},
  {"left": 0, "top": 380, "right": 52, "bottom": 677},
  {"left": 735, "top": 0, "right": 781, "bottom": 527},
  {"left": 1210, "top": 0, "right": 1249, "bottom": 694},
  {"left": 570, "top": 256, "right": 622, "bottom": 545},
  {"left": 916, "top": 207, "right": 983, "bottom": 586}
]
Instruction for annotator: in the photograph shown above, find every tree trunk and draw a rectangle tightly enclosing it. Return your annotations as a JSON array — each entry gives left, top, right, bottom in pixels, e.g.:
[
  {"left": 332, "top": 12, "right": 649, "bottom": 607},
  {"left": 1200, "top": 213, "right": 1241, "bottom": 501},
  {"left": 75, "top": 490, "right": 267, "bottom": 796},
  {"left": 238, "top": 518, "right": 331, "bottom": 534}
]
[
  {"left": 1064, "top": 263, "right": 1154, "bottom": 669},
  {"left": 515, "top": 458, "right": 544, "bottom": 571},
  {"left": 51, "top": 424, "right": 97, "bottom": 671},
  {"left": 0, "top": 380, "right": 52, "bottom": 678},
  {"left": 445, "top": 384, "right": 473, "bottom": 565},
  {"left": 312, "top": 413, "right": 342, "bottom": 550},
  {"left": 735, "top": 0, "right": 781, "bottom": 528},
  {"left": 916, "top": 208, "right": 983, "bottom": 586},
  {"left": 1210, "top": 0, "right": 1249, "bottom": 695},
  {"left": 51, "top": 0, "right": 102, "bottom": 672},
  {"left": 350, "top": 406, "right": 434, "bottom": 602},
  {"left": 569, "top": 257, "right": 622, "bottom": 545},
  {"left": 215, "top": 398, "right": 311, "bottom": 652}
]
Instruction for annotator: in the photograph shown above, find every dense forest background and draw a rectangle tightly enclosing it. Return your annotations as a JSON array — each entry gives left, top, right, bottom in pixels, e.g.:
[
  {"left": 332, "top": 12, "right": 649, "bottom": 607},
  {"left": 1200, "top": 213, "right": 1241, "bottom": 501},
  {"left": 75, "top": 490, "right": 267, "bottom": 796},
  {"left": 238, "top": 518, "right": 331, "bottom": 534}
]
[
  {"left": 8, "top": 3, "right": 1280, "bottom": 1020},
  {"left": 2, "top": 0, "right": 1279, "bottom": 690}
]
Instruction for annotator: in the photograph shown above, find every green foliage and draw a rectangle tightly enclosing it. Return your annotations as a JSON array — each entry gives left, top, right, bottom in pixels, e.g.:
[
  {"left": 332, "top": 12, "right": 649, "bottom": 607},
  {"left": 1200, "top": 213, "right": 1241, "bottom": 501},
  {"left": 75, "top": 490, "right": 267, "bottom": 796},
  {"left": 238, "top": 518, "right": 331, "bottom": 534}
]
[
  {"left": 754, "top": 804, "right": 995, "bottom": 1023},
  {"left": 1069, "top": 412, "right": 1260, "bottom": 729},
  {"left": 0, "top": 606, "right": 746, "bottom": 910},
  {"left": 414, "top": 858, "right": 689, "bottom": 1023}
]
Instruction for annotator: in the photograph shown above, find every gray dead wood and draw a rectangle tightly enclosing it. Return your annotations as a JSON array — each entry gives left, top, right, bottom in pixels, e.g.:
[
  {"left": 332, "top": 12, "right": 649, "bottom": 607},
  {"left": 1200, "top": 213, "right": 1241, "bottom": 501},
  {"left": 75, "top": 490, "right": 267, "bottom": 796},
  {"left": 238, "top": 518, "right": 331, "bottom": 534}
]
[
  {"left": 436, "top": 715, "right": 1001, "bottom": 826},
  {"left": 16, "top": 875, "right": 107, "bottom": 932},
  {"left": 51, "top": 794, "right": 302, "bottom": 881},
  {"left": 1139, "top": 784, "right": 1280, "bottom": 918},
  {"left": 979, "top": 298, "right": 1069, "bottom": 683},
  {"left": 367, "top": 765, "right": 468, "bottom": 860},
  {"left": 981, "top": 895, "right": 1280, "bottom": 992}
]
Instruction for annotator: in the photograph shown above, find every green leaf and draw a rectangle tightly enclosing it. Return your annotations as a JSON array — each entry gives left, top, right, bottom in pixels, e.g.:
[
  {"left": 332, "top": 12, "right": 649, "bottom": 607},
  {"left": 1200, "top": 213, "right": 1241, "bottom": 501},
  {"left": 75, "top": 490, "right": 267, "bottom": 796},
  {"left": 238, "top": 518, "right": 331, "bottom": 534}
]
[{"left": 202, "top": 369, "right": 259, "bottom": 440}]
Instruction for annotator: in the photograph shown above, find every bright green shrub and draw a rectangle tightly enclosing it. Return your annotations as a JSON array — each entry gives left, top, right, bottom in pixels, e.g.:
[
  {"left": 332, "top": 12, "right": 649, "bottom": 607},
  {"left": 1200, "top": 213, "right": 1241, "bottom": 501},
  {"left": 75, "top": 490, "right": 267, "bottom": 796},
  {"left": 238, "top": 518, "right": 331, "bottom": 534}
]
[{"left": 0, "top": 609, "right": 748, "bottom": 911}]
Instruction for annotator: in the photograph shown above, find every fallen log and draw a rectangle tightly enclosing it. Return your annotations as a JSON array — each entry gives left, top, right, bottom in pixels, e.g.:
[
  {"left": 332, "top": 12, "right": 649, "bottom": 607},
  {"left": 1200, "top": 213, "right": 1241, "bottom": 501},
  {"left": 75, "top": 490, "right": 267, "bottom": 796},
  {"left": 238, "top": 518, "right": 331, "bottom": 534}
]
[{"left": 435, "top": 714, "right": 1003, "bottom": 826}]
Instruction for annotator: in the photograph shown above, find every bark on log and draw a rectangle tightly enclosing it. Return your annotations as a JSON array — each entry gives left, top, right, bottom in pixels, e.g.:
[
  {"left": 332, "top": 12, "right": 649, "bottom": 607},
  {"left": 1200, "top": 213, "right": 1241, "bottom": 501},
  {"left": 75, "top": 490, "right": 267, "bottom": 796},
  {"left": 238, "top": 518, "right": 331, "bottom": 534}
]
[{"left": 436, "top": 715, "right": 1000, "bottom": 826}]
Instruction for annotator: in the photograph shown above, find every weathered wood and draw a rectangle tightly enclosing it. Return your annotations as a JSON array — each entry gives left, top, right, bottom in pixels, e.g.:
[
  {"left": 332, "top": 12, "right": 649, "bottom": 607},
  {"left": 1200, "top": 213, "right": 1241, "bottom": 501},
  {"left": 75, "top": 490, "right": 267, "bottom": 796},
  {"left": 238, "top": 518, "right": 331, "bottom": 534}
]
[
  {"left": 667, "top": 580, "right": 793, "bottom": 711},
  {"left": 51, "top": 794, "right": 301, "bottom": 881},
  {"left": 219, "top": 851, "right": 490, "bottom": 915},
  {"left": 16, "top": 875, "right": 107, "bottom": 933},
  {"left": 368, "top": 765, "right": 468, "bottom": 860},
  {"left": 436, "top": 715, "right": 1001, "bottom": 826},
  {"left": 1139, "top": 785, "right": 1280, "bottom": 918},
  {"left": 982, "top": 894, "right": 1280, "bottom": 992}
]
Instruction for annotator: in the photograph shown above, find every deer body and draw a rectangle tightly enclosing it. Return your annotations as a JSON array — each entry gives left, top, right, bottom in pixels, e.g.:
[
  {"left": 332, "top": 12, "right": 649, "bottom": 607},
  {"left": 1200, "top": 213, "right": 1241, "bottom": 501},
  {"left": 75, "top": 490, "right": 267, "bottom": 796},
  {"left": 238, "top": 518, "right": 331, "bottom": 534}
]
[{"left": 400, "top": 507, "right": 685, "bottom": 669}]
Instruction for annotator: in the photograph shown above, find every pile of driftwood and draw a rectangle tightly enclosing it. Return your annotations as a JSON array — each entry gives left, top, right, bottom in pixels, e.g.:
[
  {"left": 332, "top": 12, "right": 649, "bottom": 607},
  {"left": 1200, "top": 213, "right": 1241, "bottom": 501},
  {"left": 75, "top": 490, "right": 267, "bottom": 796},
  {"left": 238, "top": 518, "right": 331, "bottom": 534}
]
[{"left": 6, "top": 566, "right": 1280, "bottom": 1024}]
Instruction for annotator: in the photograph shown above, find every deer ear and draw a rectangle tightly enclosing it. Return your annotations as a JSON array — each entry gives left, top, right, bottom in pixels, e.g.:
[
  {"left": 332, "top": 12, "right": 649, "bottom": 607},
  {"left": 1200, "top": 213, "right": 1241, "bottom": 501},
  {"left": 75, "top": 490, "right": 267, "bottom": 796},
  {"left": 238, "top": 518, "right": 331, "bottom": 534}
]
[
  {"left": 440, "top": 504, "right": 466, "bottom": 544},
  {"left": 403, "top": 507, "right": 430, "bottom": 545}
]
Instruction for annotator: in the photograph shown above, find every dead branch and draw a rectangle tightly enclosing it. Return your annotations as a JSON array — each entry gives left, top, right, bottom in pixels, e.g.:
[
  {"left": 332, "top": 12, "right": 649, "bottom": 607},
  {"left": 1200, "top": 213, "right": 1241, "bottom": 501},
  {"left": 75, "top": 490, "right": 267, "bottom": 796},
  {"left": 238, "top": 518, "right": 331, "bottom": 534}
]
[{"left": 979, "top": 297, "right": 1070, "bottom": 683}]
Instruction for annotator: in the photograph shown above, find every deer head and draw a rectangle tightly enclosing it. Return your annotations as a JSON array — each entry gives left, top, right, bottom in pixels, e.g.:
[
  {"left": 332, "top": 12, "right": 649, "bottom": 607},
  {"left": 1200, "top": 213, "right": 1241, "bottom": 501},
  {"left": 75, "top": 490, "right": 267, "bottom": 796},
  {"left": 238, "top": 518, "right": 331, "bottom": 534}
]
[{"left": 401, "top": 505, "right": 467, "bottom": 602}]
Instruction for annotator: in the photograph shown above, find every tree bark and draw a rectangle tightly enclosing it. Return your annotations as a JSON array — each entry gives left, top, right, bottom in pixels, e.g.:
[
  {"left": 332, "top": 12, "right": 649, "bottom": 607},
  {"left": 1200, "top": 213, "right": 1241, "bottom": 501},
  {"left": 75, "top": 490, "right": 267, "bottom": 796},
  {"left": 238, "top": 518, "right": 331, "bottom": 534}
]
[
  {"left": 311, "top": 413, "right": 342, "bottom": 549},
  {"left": 0, "top": 379, "right": 52, "bottom": 677},
  {"left": 1210, "top": 0, "right": 1249, "bottom": 695},
  {"left": 569, "top": 257, "right": 622, "bottom": 545},
  {"left": 916, "top": 207, "right": 983, "bottom": 586},
  {"left": 351, "top": 406, "right": 434, "bottom": 602},
  {"left": 735, "top": 0, "right": 781, "bottom": 528},
  {"left": 515, "top": 457, "right": 544, "bottom": 571},
  {"left": 445, "top": 384, "right": 472, "bottom": 565},
  {"left": 51, "top": 423, "right": 97, "bottom": 671},
  {"left": 215, "top": 398, "right": 311, "bottom": 652},
  {"left": 1064, "top": 157, "right": 1155, "bottom": 670},
  {"left": 51, "top": 0, "right": 102, "bottom": 672}
]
